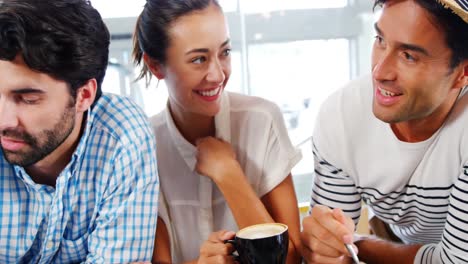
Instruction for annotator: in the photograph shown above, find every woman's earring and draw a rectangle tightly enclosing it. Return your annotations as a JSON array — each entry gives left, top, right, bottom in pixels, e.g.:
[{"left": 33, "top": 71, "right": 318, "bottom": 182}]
[{"left": 156, "top": 79, "right": 160, "bottom": 89}]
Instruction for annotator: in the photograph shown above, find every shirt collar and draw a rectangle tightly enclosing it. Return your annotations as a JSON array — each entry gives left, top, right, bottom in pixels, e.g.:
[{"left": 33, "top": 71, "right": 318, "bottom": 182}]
[
  {"left": 215, "top": 92, "right": 231, "bottom": 142},
  {"left": 166, "top": 91, "right": 231, "bottom": 171},
  {"left": 72, "top": 109, "right": 93, "bottom": 161}
]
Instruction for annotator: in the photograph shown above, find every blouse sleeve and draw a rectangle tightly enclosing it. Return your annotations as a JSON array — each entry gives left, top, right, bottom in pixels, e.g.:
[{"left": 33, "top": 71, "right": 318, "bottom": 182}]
[{"left": 257, "top": 102, "right": 302, "bottom": 197}]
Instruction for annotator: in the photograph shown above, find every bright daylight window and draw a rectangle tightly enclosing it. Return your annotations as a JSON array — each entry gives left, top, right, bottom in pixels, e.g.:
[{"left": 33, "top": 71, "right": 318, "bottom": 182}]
[
  {"left": 241, "top": 0, "right": 347, "bottom": 13},
  {"left": 91, "top": 0, "right": 146, "bottom": 18},
  {"left": 248, "top": 39, "right": 350, "bottom": 203},
  {"left": 91, "top": 0, "right": 347, "bottom": 18}
]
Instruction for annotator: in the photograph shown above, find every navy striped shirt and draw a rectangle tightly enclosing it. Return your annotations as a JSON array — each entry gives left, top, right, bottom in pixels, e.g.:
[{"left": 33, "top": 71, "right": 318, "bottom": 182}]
[{"left": 311, "top": 76, "right": 468, "bottom": 263}]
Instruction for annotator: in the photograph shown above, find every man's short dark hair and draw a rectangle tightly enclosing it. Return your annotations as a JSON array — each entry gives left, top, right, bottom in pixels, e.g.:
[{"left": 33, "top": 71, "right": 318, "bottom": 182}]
[
  {"left": 374, "top": 0, "right": 468, "bottom": 69},
  {"left": 0, "top": 0, "right": 110, "bottom": 101}
]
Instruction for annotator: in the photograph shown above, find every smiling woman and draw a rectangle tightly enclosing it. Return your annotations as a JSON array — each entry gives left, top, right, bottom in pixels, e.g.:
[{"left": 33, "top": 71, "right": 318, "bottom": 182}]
[
  {"left": 132, "top": 0, "right": 303, "bottom": 263},
  {"left": 100, "top": 0, "right": 375, "bottom": 209}
]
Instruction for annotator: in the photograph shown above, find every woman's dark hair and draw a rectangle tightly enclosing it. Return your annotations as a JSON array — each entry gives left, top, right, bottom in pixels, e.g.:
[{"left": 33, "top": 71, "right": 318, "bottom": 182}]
[
  {"left": 0, "top": 0, "right": 110, "bottom": 102},
  {"left": 374, "top": 0, "right": 468, "bottom": 69},
  {"left": 133, "top": 0, "right": 221, "bottom": 85}
]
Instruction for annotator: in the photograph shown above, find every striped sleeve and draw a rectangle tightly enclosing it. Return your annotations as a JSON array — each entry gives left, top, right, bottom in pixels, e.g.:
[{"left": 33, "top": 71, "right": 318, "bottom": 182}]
[
  {"left": 415, "top": 166, "right": 468, "bottom": 264},
  {"left": 311, "top": 141, "right": 362, "bottom": 225}
]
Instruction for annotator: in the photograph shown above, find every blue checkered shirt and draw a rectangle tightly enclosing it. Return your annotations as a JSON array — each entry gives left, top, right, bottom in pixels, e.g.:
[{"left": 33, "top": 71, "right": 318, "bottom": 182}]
[{"left": 0, "top": 94, "right": 159, "bottom": 263}]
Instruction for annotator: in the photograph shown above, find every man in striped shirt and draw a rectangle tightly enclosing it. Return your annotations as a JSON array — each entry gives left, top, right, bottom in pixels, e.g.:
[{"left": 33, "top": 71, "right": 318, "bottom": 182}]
[
  {"left": 0, "top": 0, "right": 159, "bottom": 263},
  {"left": 301, "top": 0, "right": 467, "bottom": 263}
]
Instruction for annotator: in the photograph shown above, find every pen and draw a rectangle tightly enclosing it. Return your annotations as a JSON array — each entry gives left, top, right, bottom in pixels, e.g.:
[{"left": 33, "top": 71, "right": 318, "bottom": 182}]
[{"left": 345, "top": 243, "right": 360, "bottom": 264}]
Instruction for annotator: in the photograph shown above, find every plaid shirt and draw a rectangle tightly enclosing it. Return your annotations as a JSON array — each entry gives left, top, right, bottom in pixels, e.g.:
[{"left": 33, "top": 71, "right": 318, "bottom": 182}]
[{"left": 0, "top": 94, "right": 159, "bottom": 263}]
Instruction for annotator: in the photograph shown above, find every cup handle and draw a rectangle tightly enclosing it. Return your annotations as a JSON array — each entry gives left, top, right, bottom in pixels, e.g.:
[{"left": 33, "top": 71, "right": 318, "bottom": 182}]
[
  {"left": 224, "top": 240, "right": 240, "bottom": 262},
  {"left": 224, "top": 239, "right": 236, "bottom": 245}
]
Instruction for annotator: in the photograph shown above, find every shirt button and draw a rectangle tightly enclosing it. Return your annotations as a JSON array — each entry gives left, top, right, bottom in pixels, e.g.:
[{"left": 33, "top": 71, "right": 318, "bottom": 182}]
[{"left": 46, "top": 241, "right": 54, "bottom": 249}]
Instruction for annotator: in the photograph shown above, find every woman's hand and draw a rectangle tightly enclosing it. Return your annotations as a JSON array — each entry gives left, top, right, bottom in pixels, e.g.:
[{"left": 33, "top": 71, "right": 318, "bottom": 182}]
[
  {"left": 198, "top": 230, "right": 238, "bottom": 264},
  {"left": 195, "top": 137, "right": 242, "bottom": 183}
]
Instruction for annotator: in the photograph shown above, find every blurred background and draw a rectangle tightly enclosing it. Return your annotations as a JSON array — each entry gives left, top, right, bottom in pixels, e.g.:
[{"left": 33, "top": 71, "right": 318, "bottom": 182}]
[{"left": 92, "top": 0, "right": 379, "bottom": 206}]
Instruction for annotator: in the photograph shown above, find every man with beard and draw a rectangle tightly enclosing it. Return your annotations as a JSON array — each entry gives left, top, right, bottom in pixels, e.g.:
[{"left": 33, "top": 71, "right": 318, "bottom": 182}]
[
  {"left": 301, "top": 0, "right": 467, "bottom": 263},
  {"left": 0, "top": 0, "right": 159, "bottom": 263}
]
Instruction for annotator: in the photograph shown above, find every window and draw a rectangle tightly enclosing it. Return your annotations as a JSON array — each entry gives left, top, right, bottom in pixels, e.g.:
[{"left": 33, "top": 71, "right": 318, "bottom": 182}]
[
  {"left": 91, "top": 0, "right": 146, "bottom": 18},
  {"left": 242, "top": 0, "right": 348, "bottom": 13},
  {"left": 248, "top": 39, "right": 350, "bottom": 202}
]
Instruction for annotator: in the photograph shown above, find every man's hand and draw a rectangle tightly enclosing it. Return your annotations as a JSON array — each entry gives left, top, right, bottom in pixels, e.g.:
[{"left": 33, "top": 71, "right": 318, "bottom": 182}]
[
  {"left": 198, "top": 230, "right": 238, "bottom": 264},
  {"left": 301, "top": 205, "right": 356, "bottom": 263}
]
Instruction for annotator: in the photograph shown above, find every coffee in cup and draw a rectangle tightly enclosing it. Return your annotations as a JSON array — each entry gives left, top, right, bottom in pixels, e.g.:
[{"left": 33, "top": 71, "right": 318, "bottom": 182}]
[{"left": 226, "top": 223, "right": 289, "bottom": 264}]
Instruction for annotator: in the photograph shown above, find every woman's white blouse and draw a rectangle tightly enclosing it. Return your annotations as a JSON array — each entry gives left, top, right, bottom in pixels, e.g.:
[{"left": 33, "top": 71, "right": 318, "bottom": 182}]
[{"left": 150, "top": 92, "right": 302, "bottom": 262}]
